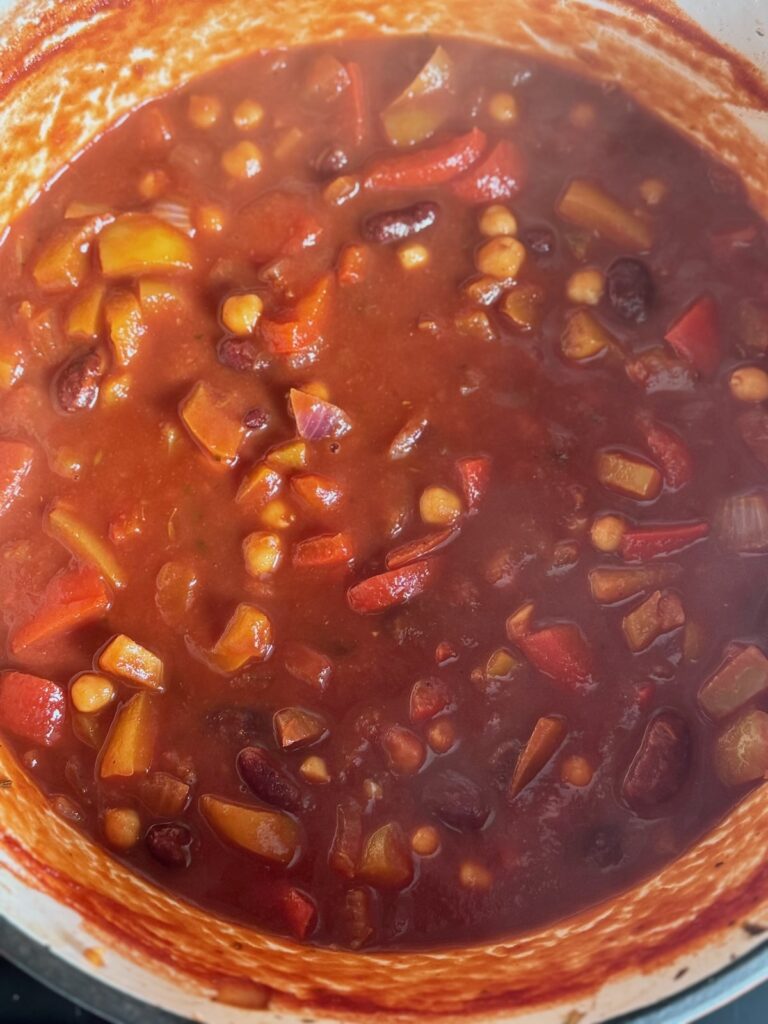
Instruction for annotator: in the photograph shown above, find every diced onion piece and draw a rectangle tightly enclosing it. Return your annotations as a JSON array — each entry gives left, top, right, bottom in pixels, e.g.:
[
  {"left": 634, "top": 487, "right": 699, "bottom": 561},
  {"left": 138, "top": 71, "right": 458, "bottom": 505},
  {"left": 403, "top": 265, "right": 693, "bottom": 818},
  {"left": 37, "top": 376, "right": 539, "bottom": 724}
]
[
  {"left": 179, "top": 381, "right": 245, "bottom": 464},
  {"left": 289, "top": 388, "right": 351, "bottom": 440},
  {"left": 33, "top": 223, "right": 92, "bottom": 292},
  {"left": 381, "top": 45, "right": 456, "bottom": 147},
  {"left": 621, "top": 589, "right": 685, "bottom": 652},
  {"left": 359, "top": 822, "right": 413, "bottom": 889},
  {"left": 200, "top": 794, "right": 301, "bottom": 865},
  {"left": 99, "top": 213, "right": 196, "bottom": 277},
  {"left": 717, "top": 491, "right": 768, "bottom": 553},
  {"left": 274, "top": 706, "right": 328, "bottom": 750},
  {"left": 46, "top": 503, "right": 125, "bottom": 588},
  {"left": 557, "top": 178, "right": 652, "bottom": 251},
  {"left": 99, "top": 692, "right": 159, "bottom": 778},
  {"left": 140, "top": 771, "right": 190, "bottom": 817},
  {"left": 509, "top": 716, "right": 567, "bottom": 797},
  {"left": 98, "top": 634, "right": 164, "bottom": 690},
  {"left": 715, "top": 710, "right": 768, "bottom": 786},
  {"left": 212, "top": 603, "right": 273, "bottom": 672},
  {"left": 699, "top": 645, "right": 768, "bottom": 720},
  {"left": 151, "top": 198, "right": 195, "bottom": 236},
  {"left": 561, "top": 309, "right": 617, "bottom": 361},
  {"left": 105, "top": 289, "right": 146, "bottom": 366},
  {"left": 66, "top": 283, "right": 105, "bottom": 339},
  {"left": 596, "top": 450, "right": 662, "bottom": 501}
]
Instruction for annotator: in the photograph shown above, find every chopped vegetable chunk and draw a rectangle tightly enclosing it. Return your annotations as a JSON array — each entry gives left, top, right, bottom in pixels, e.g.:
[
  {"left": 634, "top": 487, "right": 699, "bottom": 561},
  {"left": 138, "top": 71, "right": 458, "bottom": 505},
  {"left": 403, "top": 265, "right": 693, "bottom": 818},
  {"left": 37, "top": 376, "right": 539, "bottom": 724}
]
[
  {"left": 509, "top": 716, "right": 566, "bottom": 797},
  {"left": 99, "top": 692, "right": 159, "bottom": 778},
  {"left": 212, "top": 604, "right": 274, "bottom": 671},
  {"left": 621, "top": 589, "right": 685, "bottom": 652},
  {"left": 348, "top": 559, "right": 439, "bottom": 613},
  {"left": 698, "top": 645, "right": 768, "bottom": 720},
  {"left": 180, "top": 381, "right": 245, "bottom": 464},
  {"left": 46, "top": 503, "right": 125, "bottom": 588},
  {"left": 200, "top": 795, "right": 301, "bottom": 865},
  {"left": 715, "top": 711, "right": 768, "bottom": 786},
  {"left": 596, "top": 450, "right": 662, "bottom": 501},
  {"left": 664, "top": 295, "right": 720, "bottom": 376},
  {"left": 99, "top": 214, "right": 196, "bottom": 277},
  {"left": 0, "top": 441, "right": 33, "bottom": 516},
  {"left": 557, "top": 178, "right": 652, "bottom": 250},
  {"left": 98, "top": 634, "right": 165, "bottom": 690},
  {"left": 10, "top": 564, "right": 111, "bottom": 653},
  {"left": 0, "top": 671, "right": 66, "bottom": 746}
]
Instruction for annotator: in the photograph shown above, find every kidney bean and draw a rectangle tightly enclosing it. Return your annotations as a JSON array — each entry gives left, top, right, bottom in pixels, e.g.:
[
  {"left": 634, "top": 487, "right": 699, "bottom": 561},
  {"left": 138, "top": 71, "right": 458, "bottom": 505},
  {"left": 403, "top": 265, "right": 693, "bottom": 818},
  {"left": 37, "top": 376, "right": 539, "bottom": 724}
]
[
  {"left": 622, "top": 711, "right": 690, "bottom": 811},
  {"left": 218, "top": 336, "right": 263, "bottom": 371},
  {"left": 237, "top": 746, "right": 302, "bottom": 811},
  {"left": 522, "top": 226, "right": 555, "bottom": 258},
  {"left": 243, "top": 407, "right": 269, "bottom": 430},
  {"left": 422, "top": 769, "right": 490, "bottom": 832},
  {"left": 606, "top": 257, "right": 655, "bottom": 323},
  {"left": 314, "top": 145, "right": 350, "bottom": 177},
  {"left": 362, "top": 202, "right": 439, "bottom": 245},
  {"left": 54, "top": 349, "right": 103, "bottom": 412},
  {"left": 146, "top": 822, "right": 193, "bottom": 868}
]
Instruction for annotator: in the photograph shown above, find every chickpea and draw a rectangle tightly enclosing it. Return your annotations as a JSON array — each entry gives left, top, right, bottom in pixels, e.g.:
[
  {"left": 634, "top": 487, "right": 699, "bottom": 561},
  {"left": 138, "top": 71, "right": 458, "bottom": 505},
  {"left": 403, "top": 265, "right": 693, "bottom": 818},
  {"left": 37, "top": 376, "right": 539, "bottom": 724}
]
[
  {"left": 427, "top": 718, "right": 457, "bottom": 754},
  {"left": 221, "top": 141, "right": 263, "bottom": 180},
  {"left": 187, "top": 94, "right": 223, "bottom": 129},
  {"left": 260, "top": 498, "right": 295, "bottom": 530},
  {"left": 300, "top": 756, "right": 330, "bottom": 784},
  {"left": 590, "top": 514, "right": 626, "bottom": 553},
  {"left": 475, "top": 236, "right": 526, "bottom": 280},
  {"left": 363, "top": 778, "right": 383, "bottom": 801},
  {"left": 566, "top": 268, "right": 605, "bottom": 306},
  {"left": 729, "top": 366, "right": 768, "bottom": 403},
  {"left": 101, "top": 374, "right": 131, "bottom": 405},
  {"left": 221, "top": 293, "right": 263, "bottom": 336},
  {"left": 411, "top": 825, "right": 440, "bottom": 856},
  {"left": 561, "top": 754, "right": 594, "bottom": 787},
  {"left": 459, "top": 860, "right": 493, "bottom": 890},
  {"left": 420, "top": 485, "right": 462, "bottom": 525},
  {"left": 488, "top": 91, "right": 519, "bottom": 125},
  {"left": 233, "top": 99, "right": 265, "bottom": 131},
  {"left": 103, "top": 807, "right": 141, "bottom": 850},
  {"left": 463, "top": 275, "right": 503, "bottom": 306},
  {"left": 137, "top": 169, "right": 169, "bottom": 200},
  {"left": 397, "top": 243, "right": 430, "bottom": 270},
  {"left": 639, "top": 177, "right": 668, "bottom": 206},
  {"left": 478, "top": 204, "right": 518, "bottom": 238},
  {"left": 71, "top": 673, "right": 116, "bottom": 714},
  {"left": 569, "top": 102, "right": 596, "bottom": 128},
  {"left": 196, "top": 203, "right": 227, "bottom": 235},
  {"left": 243, "top": 532, "right": 282, "bottom": 576}
]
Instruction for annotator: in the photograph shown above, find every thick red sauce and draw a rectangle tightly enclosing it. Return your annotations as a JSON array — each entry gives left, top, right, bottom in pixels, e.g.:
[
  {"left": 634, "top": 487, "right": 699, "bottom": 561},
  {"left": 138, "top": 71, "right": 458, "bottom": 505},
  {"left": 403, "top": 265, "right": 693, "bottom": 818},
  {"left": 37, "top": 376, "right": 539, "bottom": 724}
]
[{"left": 0, "top": 38, "right": 767, "bottom": 951}]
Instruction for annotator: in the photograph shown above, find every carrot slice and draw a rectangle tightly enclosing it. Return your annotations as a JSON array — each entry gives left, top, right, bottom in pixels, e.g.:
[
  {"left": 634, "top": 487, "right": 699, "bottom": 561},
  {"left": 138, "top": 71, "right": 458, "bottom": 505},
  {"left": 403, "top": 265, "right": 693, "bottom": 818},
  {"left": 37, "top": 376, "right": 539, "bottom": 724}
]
[
  {"left": 664, "top": 295, "right": 721, "bottom": 376},
  {"left": 261, "top": 274, "right": 333, "bottom": 355},
  {"left": 9, "top": 563, "right": 111, "bottom": 653},
  {"left": 0, "top": 440, "right": 34, "bottom": 516},
  {"left": 508, "top": 716, "right": 567, "bottom": 797},
  {"left": 364, "top": 128, "right": 486, "bottom": 191},
  {"left": 449, "top": 140, "right": 525, "bottom": 203},
  {"left": 0, "top": 671, "right": 66, "bottom": 746},
  {"left": 347, "top": 558, "right": 439, "bottom": 614}
]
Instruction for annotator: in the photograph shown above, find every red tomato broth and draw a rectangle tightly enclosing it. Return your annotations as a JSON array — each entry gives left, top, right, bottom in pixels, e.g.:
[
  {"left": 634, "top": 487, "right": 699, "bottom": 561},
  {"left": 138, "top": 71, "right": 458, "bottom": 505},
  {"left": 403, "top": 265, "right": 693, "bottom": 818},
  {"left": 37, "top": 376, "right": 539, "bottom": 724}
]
[{"left": 0, "top": 36, "right": 767, "bottom": 950}]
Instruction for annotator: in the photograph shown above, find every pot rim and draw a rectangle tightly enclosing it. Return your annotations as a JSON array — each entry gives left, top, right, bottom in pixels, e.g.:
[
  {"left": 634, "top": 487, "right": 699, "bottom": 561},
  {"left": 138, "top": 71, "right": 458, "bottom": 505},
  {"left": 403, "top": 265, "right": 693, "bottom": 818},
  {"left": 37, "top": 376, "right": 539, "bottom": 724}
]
[{"left": 1, "top": 916, "right": 766, "bottom": 1024}]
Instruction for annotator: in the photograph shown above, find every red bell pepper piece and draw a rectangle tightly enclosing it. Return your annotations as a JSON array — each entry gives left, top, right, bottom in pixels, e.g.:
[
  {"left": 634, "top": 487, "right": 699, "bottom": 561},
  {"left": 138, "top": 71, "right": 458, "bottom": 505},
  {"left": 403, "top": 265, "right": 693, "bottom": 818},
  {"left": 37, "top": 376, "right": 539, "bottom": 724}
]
[
  {"left": 0, "top": 440, "right": 34, "bottom": 516},
  {"left": 232, "top": 190, "right": 324, "bottom": 263},
  {"left": 10, "top": 563, "right": 112, "bottom": 654},
  {"left": 279, "top": 885, "right": 317, "bottom": 940},
  {"left": 449, "top": 140, "right": 526, "bottom": 203},
  {"left": 619, "top": 521, "right": 709, "bottom": 561},
  {"left": 346, "top": 61, "right": 367, "bottom": 146},
  {"left": 385, "top": 526, "right": 458, "bottom": 570},
  {"left": 261, "top": 273, "right": 333, "bottom": 355},
  {"left": 337, "top": 243, "right": 369, "bottom": 285},
  {"left": 635, "top": 415, "right": 693, "bottom": 489},
  {"left": 456, "top": 455, "right": 491, "bottom": 514},
  {"left": 515, "top": 623, "right": 594, "bottom": 693},
  {"left": 0, "top": 671, "right": 66, "bottom": 746},
  {"left": 292, "top": 532, "right": 354, "bottom": 568},
  {"left": 664, "top": 295, "right": 721, "bottom": 376},
  {"left": 347, "top": 558, "right": 439, "bottom": 614},
  {"left": 364, "top": 128, "right": 486, "bottom": 191}
]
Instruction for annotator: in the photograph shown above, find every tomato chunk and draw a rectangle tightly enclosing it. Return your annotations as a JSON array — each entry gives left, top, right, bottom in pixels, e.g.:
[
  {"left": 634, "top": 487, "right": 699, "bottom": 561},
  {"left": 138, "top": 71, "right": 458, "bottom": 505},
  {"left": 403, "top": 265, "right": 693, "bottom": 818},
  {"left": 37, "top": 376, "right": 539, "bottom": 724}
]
[
  {"left": 0, "top": 671, "right": 66, "bottom": 746},
  {"left": 292, "top": 532, "right": 354, "bottom": 568},
  {"left": 664, "top": 295, "right": 721, "bottom": 376},
  {"left": 0, "top": 440, "right": 34, "bottom": 516},
  {"left": 347, "top": 558, "right": 439, "bottom": 614},
  {"left": 9, "top": 563, "right": 111, "bottom": 653},
  {"left": 261, "top": 274, "right": 334, "bottom": 355},
  {"left": 450, "top": 140, "right": 525, "bottom": 203},
  {"left": 635, "top": 415, "right": 693, "bottom": 490},
  {"left": 509, "top": 619, "right": 594, "bottom": 693},
  {"left": 279, "top": 886, "right": 318, "bottom": 940},
  {"left": 364, "top": 128, "right": 486, "bottom": 190}
]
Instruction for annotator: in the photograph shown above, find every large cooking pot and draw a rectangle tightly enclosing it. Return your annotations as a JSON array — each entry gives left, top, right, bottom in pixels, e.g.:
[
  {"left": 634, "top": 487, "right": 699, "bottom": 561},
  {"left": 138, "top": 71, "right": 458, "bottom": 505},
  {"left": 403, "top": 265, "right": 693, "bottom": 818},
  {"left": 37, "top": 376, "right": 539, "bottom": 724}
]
[{"left": 0, "top": 1, "right": 766, "bottom": 1021}]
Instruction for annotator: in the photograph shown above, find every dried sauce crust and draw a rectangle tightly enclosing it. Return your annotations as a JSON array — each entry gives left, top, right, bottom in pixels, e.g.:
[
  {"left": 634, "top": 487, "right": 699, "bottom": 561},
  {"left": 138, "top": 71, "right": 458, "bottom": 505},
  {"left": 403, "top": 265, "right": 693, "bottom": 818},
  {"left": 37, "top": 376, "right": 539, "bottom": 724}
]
[{"left": 0, "top": 36, "right": 767, "bottom": 952}]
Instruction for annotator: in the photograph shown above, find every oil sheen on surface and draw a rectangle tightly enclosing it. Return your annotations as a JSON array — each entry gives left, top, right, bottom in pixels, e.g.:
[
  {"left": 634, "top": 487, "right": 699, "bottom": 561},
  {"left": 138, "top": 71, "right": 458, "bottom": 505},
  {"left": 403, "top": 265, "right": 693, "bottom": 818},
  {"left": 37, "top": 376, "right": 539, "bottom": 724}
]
[{"left": 0, "top": 37, "right": 767, "bottom": 951}]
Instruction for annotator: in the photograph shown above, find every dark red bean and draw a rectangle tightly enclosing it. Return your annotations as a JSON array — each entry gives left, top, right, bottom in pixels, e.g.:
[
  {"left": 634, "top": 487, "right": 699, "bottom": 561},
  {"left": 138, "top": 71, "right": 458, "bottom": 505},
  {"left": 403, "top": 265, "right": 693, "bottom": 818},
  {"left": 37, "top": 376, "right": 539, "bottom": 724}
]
[
  {"left": 523, "top": 226, "right": 555, "bottom": 258},
  {"left": 606, "top": 257, "right": 655, "bottom": 323},
  {"left": 146, "top": 822, "right": 193, "bottom": 868},
  {"left": 243, "top": 407, "right": 269, "bottom": 430},
  {"left": 362, "top": 202, "right": 439, "bottom": 245},
  {"left": 314, "top": 145, "right": 350, "bottom": 177},
  {"left": 622, "top": 711, "right": 690, "bottom": 811},
  {"left": 422, "top": 769, "right": 490, "bottom": 832},
  {"left": 237, "top": 746, "right": 302, "bottom": 812},
  {"left": 218, "top": 336, "right": 262, "bottom": 371},
  {"left": 54, "top": 349, "right": 103, "bottom": 412}
]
